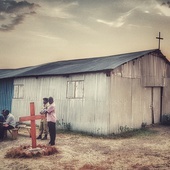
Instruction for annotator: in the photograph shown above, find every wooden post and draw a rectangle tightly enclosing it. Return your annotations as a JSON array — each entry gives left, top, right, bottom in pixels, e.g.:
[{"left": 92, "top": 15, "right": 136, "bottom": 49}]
[{"left": 30, "top": 102, "right": 36, "bottom": 148}]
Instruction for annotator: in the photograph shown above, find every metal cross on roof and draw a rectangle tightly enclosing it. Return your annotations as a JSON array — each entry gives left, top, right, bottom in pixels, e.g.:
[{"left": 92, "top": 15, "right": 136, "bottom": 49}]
[{"left": 156, "top": 32, "right": 163, "bottom": 50}]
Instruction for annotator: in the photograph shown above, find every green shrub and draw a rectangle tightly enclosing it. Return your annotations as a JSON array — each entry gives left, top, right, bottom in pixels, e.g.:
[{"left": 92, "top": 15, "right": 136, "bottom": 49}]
[
  {"left": 56, "top": 119, "right": 72, "bottom": 131},
  {"left": 119, "top": 125, "right": 133, "bottom": 133},
  {"left": 162, "top": 114, "right": 170, "bottom": 125}
]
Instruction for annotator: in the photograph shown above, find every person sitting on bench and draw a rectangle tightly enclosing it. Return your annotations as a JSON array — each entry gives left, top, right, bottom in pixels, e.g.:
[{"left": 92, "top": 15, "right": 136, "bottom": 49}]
[
  {"left": 0, "top": 110, "right": 5, "bottom": 139},
  {"left": 0, "top": 110, "right": 16, "bottom": 141},
  {"left": 0, "top": 110, "right": 5, "bottom": 123}
]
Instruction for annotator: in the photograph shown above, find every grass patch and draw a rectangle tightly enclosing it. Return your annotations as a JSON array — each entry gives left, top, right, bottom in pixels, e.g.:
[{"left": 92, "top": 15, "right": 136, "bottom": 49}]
[
  {"left": 110, "top": 128, "right": 158, "bottom": 139},
  {"left": 56, "top": 127, "right": 158, "bottom": 139}
]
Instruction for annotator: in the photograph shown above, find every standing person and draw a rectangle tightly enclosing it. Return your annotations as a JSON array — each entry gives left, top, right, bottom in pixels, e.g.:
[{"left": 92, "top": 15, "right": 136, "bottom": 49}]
[
  {"left": 37, "top": 98, "right": 49, "bottom": 140},
  {"left": 0, "top": 110, "right": 16, "bottom": 141},
  {"left": 46, "top": 97, "right": 56, "bottom": 146}
]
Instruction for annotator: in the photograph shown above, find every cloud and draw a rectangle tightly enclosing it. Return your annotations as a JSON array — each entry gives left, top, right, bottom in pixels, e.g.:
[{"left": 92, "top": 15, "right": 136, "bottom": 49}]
[
  {"left": 94, "top": 0, "right": 170, "bottom": 30},
  {"left": 37, "top": 1, "right": 78, "bottom": 19},
  {"left": 96, "top": 8, "right": 136, "bottom": 28},
  {"left": 96, "top": 19, "right": 124, "bottom": 28},
  {"left": 161, "top": 1, "right": 170, "bottom": 7},
  {"left": 156, "top": 0, "right": 170, "bottom": 16},
  {"left": 0, "top": 0, "right": 39, "bottom": 31}
]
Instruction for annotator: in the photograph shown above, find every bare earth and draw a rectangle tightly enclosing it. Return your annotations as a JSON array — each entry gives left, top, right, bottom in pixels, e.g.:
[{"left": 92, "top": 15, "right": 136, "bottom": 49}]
[{"left": 0, "top": 125, "right": 169, "bottom": 170}]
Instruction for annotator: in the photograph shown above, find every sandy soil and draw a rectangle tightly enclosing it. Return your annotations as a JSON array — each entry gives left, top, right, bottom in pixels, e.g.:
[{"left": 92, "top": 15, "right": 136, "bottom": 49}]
[{"left": 0, "top": 125, "right": 170, "bottom": 170}]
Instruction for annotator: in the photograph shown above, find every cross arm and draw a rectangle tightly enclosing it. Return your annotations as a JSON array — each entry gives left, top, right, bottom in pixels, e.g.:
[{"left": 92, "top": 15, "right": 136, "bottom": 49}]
[
  {"left": 19, "top": 115, "right": 45, "bottom": 122},
  {"left": 156, "top": 37, "right": 163, "bottom": 40}
]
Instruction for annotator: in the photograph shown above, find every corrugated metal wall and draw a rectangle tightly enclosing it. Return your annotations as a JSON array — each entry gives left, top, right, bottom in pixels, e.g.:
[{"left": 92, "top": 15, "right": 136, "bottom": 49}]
[
  {"left": 140, "top": 54, "right": 167, "bottom": 86},
  {"left": 109, "top": 75, "right": 154, "bottom": 133},
  {"left": 10, "top": 53, "right": 170, "bottom": 135},
  {"left": 12, "top": 73, "right": 110, "bottom": 135},
  {"left": 109, "top": 53, "right": 169, "bottom": 134},
  {"left": 162, "top": 78, "right": 170, "bottom": 115},
  {"left": 0, "top": 79, "right": 14, "bottom": 112}
]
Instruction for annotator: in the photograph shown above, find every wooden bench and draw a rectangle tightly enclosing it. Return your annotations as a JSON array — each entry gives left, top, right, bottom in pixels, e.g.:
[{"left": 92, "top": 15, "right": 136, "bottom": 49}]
[
  {"left": 8, "top": 128, "right": 18, "bottom": 140},
  {"left": 4, "top": 125, "right": 31, "bottom": 139},
  {"left": 17, "top": 124, "right": 31, "bottom": 137},
  {"left": 4, "top": 128, "right": 19, "bottom": 140}
]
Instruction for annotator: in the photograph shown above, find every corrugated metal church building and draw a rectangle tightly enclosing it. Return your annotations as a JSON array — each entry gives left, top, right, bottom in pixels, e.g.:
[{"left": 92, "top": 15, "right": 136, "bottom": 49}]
[{"left": 0, "top": 49, "right": 170, "bottom": 134}]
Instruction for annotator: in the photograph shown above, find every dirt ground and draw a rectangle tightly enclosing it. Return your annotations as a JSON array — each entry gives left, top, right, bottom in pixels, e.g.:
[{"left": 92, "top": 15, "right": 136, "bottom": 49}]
[{"left": 0, "top": 125, "right": 169, "bottom": 170}]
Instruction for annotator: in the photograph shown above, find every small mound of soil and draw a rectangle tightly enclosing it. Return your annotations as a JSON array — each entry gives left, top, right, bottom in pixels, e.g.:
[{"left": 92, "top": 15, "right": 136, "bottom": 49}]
[{"left": 5, "top": 144, "right": 59, "bottom": 158}]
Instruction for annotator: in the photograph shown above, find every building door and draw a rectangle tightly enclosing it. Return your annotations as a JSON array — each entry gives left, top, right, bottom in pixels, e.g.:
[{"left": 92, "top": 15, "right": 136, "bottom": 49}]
[{"left": 151, "top": 87, "right": 162, "bottom": 124}]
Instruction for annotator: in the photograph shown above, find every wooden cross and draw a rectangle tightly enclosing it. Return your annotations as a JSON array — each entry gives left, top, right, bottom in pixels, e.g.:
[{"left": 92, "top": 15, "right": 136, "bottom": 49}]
[
  {"left": 156, "top": 32, "right": 163, "bottom": 50},
  {"left": 19, "top": 102, "right": 45, "bottom": 148}
]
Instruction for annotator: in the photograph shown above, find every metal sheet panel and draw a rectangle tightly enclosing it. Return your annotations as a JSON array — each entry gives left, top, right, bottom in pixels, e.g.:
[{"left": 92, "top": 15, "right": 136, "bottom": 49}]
[
  {"left": 109, "top": 75, "right": 132, "bottom": 134},
  {"left": 109, "top": 75, "right": 153, "bottom": 134},
  {"left": 12, "top": 73, "right": 110, "bottom": 135},
  {"left": 121, "top": 58, "right": 141, "bottom": 78},
  {"left": 132, "top": 79, "right": 152, "bottom": 127},
  {"left": 162, "top": 78, "right": 170, "bottom": 114},
  {"left": 65, "top": 73, "right": 110, "bottom": 134},
  {"left": 1, "top": 49, "right": 165, "bottom": 79},
  {"left": 0, "top": 79, "right": 14, "bottom": 112},
  {"left": 141, "top": 54, "right": 167, "bottom": 86}
]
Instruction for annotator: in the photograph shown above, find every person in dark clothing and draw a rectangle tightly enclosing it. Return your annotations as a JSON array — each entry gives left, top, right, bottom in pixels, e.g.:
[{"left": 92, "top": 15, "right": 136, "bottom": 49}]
[
  {"left": 0, "top": 110, "right": 16, "bottom": 141},
  {"left": 46, "top": 97, "right": 56, "bottom": 146},
  {"left": 0, "top": 110, "right": 6, "bottom": 140},
  {"left": 0, "top": 110, "right": 5, "bottom": 123},
  {"left": 37, "top": 98, "right": 49, "bottom": 140}
]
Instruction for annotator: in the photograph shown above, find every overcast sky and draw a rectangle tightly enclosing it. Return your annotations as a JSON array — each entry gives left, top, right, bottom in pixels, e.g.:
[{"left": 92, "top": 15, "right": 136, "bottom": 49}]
[{"left": 0, "top": 0, "right": 170, "bottom": 68}]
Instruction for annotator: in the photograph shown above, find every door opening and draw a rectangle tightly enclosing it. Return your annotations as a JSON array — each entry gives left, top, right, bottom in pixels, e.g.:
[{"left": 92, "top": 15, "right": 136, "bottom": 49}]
[
  {"left": 151, "top": 87, "right": 154, "bottom": 124},
  {"left": 160, "top": 87, "right": 163, "bottom": 122}
]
